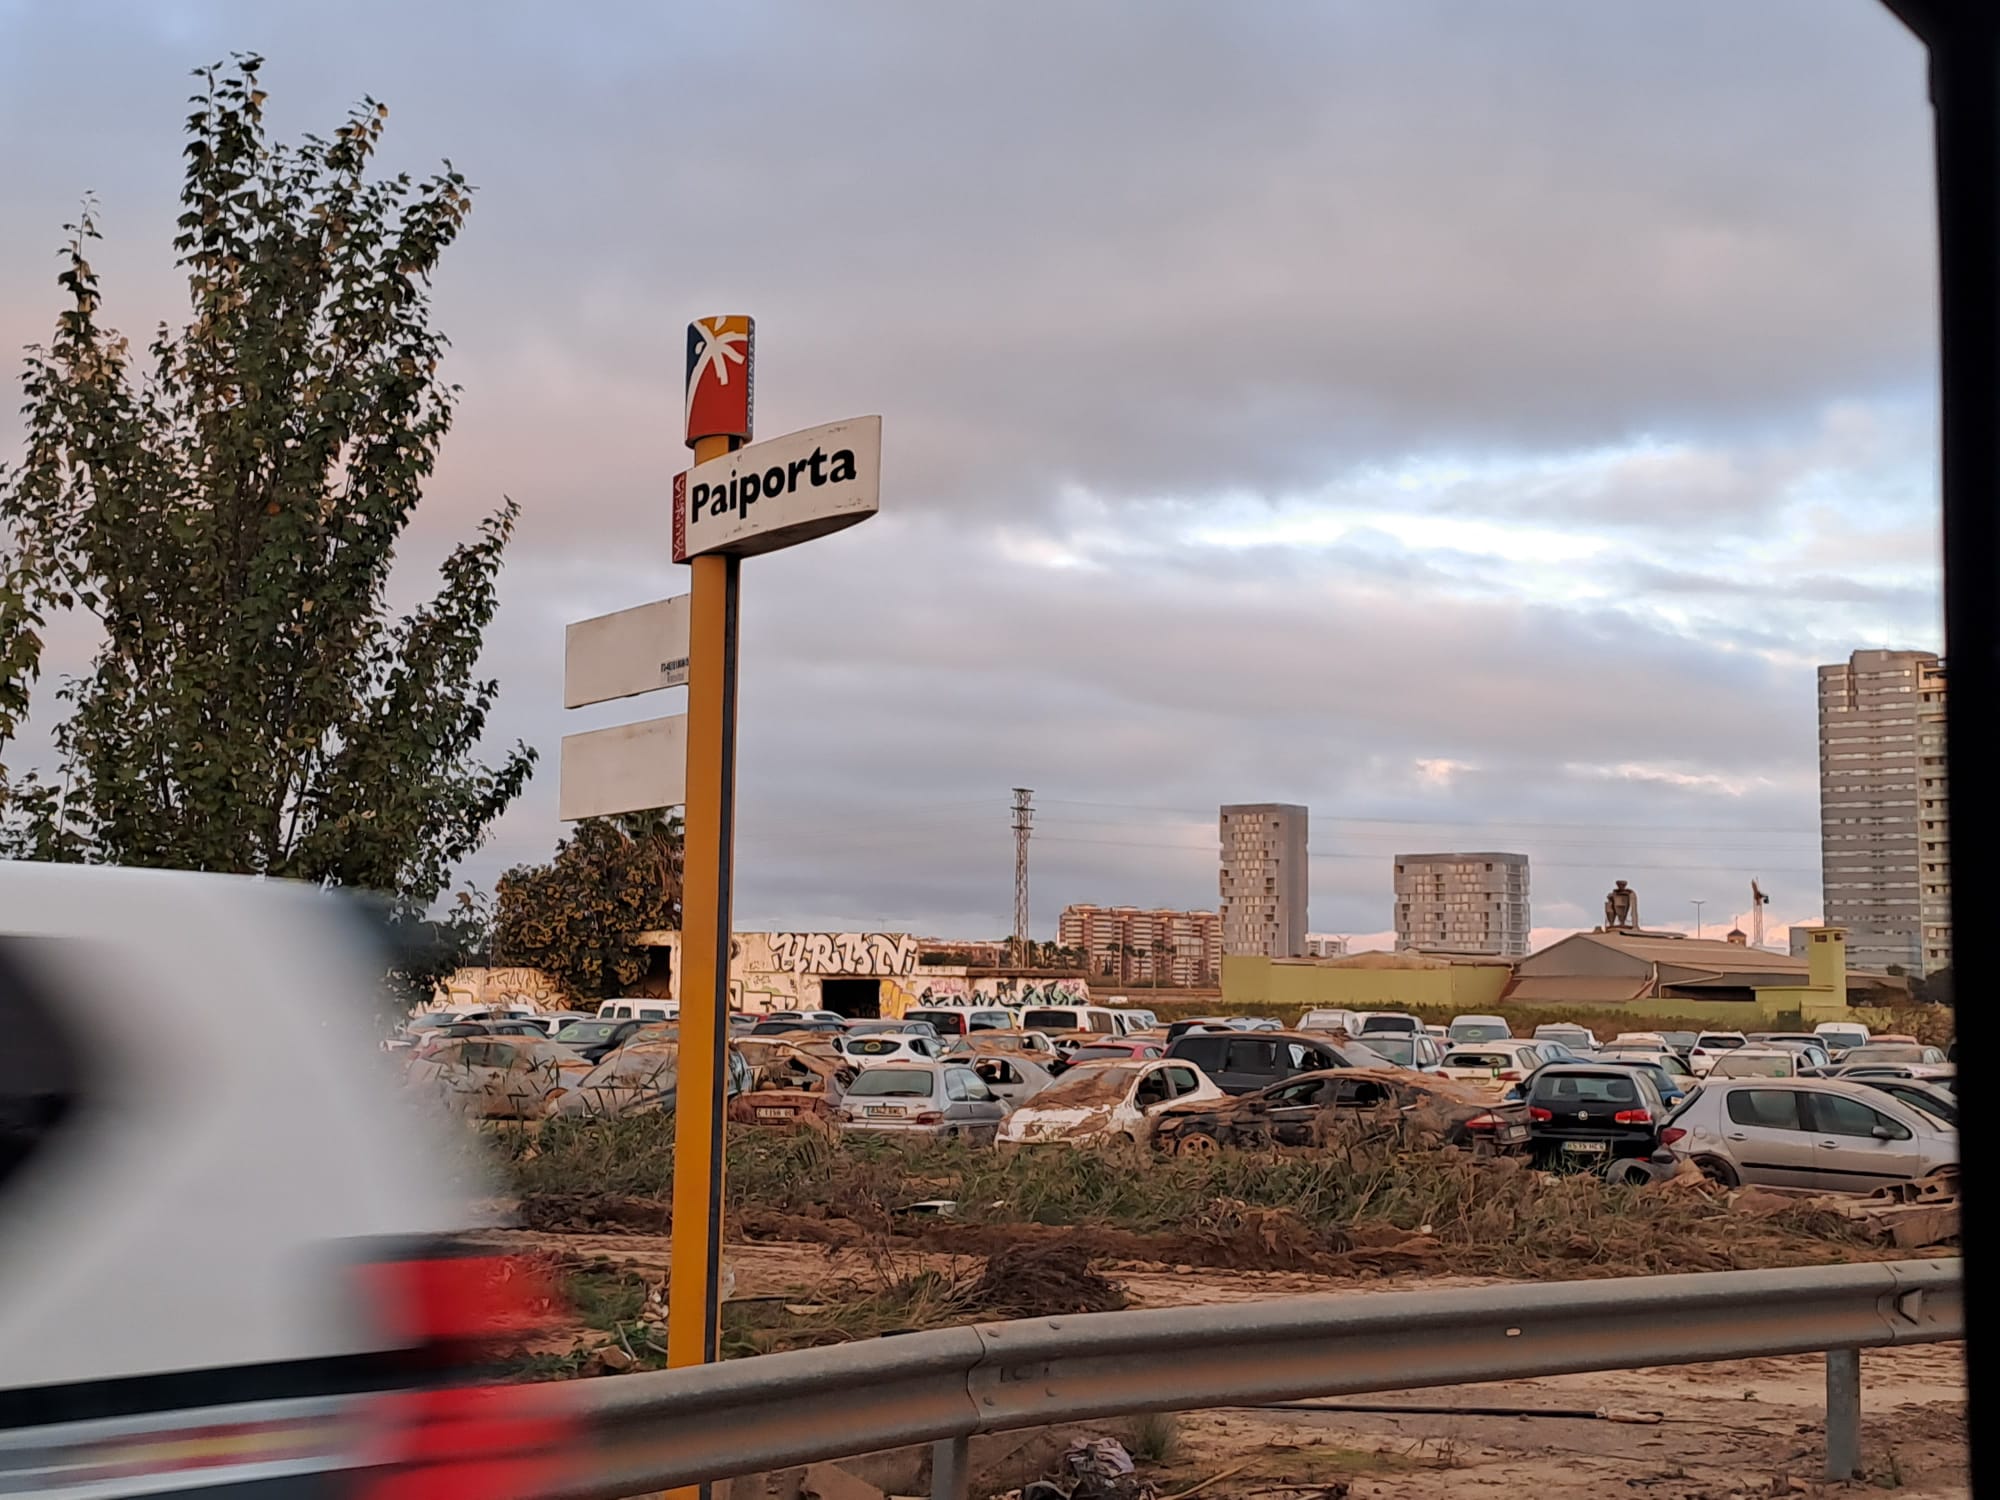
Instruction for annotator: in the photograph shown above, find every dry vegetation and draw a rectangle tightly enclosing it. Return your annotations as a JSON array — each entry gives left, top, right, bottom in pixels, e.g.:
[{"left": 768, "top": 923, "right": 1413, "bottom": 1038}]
[{"left": 499, "top": 1113, "right": 1882, "bottom": 1283}]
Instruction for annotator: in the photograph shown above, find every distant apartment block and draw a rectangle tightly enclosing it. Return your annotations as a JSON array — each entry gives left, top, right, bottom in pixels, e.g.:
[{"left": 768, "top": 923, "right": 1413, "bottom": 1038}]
[
  {"left": 1219, "top": 803, "right": 1309, "bottom": 957},
  {"left": 1393, "top": 852, "right": 1531, "bottom": 957},
  {"left": 1302, "top": 933, "right": 1349, "bottom": 958},
  {"left": 1058, "top": 905, "right": 1222, "bottom": 987},
  {"left": 1819, "top": 650, "right": 1950, "bottom": 975}
]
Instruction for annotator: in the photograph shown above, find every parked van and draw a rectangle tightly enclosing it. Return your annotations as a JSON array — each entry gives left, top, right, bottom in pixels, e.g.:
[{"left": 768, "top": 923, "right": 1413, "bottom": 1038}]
[
  {"left": 1356, "top": 1011, "right": 1423, "bottom": 1037},
  {"left": 1448, "top": 1014, "right": 1512, "bottom": 1042},
  {"left": 903, "top": 1006, "right": 1015, "bottom": 1036},
  {"left": 596, "top": 997, "right": 679, "bottom": 1022},
  {"left": 1813, "top": 1021, "right": 1871, "bottom": 1055},
  {"left": 1022, "top": 1004, "right": 1120, "bottom": 1035}
]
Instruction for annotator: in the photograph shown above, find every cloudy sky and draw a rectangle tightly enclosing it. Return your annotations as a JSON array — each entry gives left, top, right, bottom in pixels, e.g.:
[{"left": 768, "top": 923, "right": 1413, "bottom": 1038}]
[{"left": 0, "top": 1, "right": 1943, "bottom": 949}]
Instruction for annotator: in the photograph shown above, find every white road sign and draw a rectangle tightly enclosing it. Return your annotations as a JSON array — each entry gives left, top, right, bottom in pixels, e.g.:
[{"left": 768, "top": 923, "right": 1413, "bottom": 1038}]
[
  {"left": 558, "top": 715, "right": 687, "bottom": 821},
  {"left": 564, "top": 596, "right": 691, "bottom": 708},
  {"left": 673, "top": 415, "right": 881, "bottom": 562}
]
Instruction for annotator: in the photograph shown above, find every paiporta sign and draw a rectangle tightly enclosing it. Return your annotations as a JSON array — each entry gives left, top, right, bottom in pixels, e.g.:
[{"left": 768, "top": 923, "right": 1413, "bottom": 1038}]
[{"left": 672, "top": 415, "right": 881, "bottom": 562}]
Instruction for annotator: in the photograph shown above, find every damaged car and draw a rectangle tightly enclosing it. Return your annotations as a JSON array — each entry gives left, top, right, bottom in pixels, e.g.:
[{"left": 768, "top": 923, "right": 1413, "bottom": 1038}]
[
  {"left": 959, "top": 1050, "right": 1059, "bottom": 1105},
  {"left": 1151, "top": 1068, "right": 1531, "bottom": 1156},
  {"left": 996, "top": 1058, "right": 1223, "bottom": 1145},
  {"left": 729, "top": 1039, "right": 857, "bottom": 1127},
  {"left": 403, "top": 1035, "right": 592, "bottom": 1120},
  {"left": 548, "top": 1037, "right": 751, "bottom": 1119}
]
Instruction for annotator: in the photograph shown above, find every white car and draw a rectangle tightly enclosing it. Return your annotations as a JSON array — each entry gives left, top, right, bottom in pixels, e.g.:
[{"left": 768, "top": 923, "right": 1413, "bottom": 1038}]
[
  {"left": 840, "top": 1032, "right": 942, "bottom": 1063},
  {"left": 998, "top": 1059, "right": 1223, "bottom": 1145},
  {"left": 1707, "top": 1048, "right": 1803, "bottom": 1080},
  {"left": 1435, "top": 1040, "right": 1550, "bottom": 1088},
  {"left": 1688, "top": 1031, "right": 1751, "bottom": 1075},
  {"left": 1297, "top": 1007, "right": 1363, "bottom": 1034},
  {"left": 1610, "top": 1031, "right": 1669, "bottom": 1049},
  {"left": 1447, "top": 1014, "right": 1512, "bottom": 1043},
  {"left": 2, "top": 863, "right": 522, "bottom": 1494},
  {"left": 1814, "top": 1021, "right": 1872, "bottom": 1055}
]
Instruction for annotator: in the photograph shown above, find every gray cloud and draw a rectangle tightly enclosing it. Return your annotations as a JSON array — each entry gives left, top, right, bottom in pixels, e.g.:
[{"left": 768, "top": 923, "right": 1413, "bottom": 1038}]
[{"left": 0, "top": 1, "right": 1944, "bottom": 945}]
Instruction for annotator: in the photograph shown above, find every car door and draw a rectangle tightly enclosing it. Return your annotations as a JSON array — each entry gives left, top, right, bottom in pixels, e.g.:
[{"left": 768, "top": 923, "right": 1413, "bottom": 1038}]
[
  {"left": 1718, "top": 1087, "right": 1819, "bottom": 1187},
  {"left": 1257, "top": 1076, "right": 1330, "bottom": 1146},
  {"left": 1803, "top": 1090, "right": 1926, "bottom": 1191}
]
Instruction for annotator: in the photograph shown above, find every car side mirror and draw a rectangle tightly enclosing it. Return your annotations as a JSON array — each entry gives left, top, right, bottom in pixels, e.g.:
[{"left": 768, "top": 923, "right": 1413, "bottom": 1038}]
[{"left": 1872, "top": 1123, "right": 1908, "bottom": 1141}]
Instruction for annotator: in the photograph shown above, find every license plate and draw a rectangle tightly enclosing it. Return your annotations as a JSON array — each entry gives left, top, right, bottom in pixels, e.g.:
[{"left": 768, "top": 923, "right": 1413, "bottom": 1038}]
[
  {"left": 865, "top": 1105, "right": 902, "bottom": 1117},
  {"left": 1502, "top": 1126, "right": 1527, "bottom": 1141},
  {"left": 1562, "top": 1139, "right": 1609, "bottom": 1155},
  {"left": 756, "top": 1107, "right": 793, "bottom": 1119}
]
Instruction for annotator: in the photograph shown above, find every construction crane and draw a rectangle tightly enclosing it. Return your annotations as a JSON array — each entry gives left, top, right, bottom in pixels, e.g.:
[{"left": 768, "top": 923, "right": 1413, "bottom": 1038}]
[{"left": 1750, "top": 879, "right": 1770, "bottom": 950}]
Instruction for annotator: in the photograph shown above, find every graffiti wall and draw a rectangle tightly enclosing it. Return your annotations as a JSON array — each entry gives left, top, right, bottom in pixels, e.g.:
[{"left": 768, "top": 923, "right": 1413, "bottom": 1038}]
[
  {"left": 433, "top": 966, "right": 566, "bottom": 1013},
  {"left": 766, "top": 932, "right": 919, "bottom": 976}
]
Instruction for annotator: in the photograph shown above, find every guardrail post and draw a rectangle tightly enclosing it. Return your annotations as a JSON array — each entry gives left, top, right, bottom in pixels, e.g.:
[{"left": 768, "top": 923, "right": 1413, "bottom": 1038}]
[
  {"left": 930, "top": 1436, "right": 970, "bottom": 1500},
  {"left": 1825, "top": 1347, "right": 1862, "bottom": 1480}
]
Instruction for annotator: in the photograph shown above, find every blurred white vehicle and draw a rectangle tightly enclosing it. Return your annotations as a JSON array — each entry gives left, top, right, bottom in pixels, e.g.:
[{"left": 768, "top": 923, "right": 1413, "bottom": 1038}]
[{"left": 1, "top": 863, "right": 563, "bottom": 1495}]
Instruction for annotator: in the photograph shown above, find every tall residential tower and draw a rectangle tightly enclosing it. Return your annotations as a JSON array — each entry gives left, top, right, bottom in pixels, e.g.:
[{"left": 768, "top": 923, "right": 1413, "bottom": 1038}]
[
  {"left": 1219, "top": 804, "right": 1309, "bottom": 957},
  {"left": 1818, "top": 650, "right": 1950, "bottom": 975},
  {"left": 1393, "top": 852, "right": 1531, "bottom": 957}
]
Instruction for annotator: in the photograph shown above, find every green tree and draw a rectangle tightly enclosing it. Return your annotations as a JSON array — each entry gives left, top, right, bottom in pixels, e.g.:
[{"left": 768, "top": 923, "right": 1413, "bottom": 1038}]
[
  {"left": 494, "top": 817, "right": 683, "bottom": 1000},
  {"left": 0, "top": 56, "right": 530, "bottom": 906}
]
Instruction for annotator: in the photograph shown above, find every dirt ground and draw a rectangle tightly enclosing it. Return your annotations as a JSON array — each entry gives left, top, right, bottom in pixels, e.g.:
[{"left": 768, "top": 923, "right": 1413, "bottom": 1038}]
[{"left": 480, "top": 1230, "right": 1967, "bottom": 1499}]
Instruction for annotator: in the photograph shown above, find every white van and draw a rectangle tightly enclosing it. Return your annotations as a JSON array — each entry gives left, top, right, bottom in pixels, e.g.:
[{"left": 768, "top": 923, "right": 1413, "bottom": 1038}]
[
  {"left": 1448, "top": 1013, "right": 1512, "bottom": 1042},
  {"left": 596, "top": 996, "right": 679, "bottom": 1022},
  {"left": 1813, "top": 1021, "right": 1871, "bottom": 1054},
  {"left": 1021, "top": 1004, "right": 1120, "bottom": 1036}
]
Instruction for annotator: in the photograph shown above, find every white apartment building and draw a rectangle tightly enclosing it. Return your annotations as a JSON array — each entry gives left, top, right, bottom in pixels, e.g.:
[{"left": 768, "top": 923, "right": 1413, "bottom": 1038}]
[
  {"left": 1393, "top": 852, "right": 1531, "bottom": 957},
  {"left": 1219, "top": 804, "right": 1308, "bottom": 957},
  {"left": 1818, "top": 649, "right": 1950, "bottom": 975},
  {"left": 1302, "top": 934, "right": 1349, "bottom": 958}
]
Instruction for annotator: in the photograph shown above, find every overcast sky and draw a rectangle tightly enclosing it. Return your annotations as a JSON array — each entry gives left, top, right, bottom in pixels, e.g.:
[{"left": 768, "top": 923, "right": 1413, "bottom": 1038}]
[{"left": 0, "top": 1, "right": 1942, "bottom": 949}]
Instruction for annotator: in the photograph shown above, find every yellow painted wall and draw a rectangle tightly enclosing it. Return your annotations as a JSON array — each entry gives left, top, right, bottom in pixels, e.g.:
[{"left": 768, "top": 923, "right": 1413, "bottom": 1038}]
[{"left": 1222, "top": 956, "right": 1509, "bottom": 1015}]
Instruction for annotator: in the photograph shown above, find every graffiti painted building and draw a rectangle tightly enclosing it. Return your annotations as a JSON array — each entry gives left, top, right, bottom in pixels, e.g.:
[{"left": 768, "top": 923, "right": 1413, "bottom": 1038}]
[{"left": 631, "top": 930, "right": 1093, "bottom": 1019}]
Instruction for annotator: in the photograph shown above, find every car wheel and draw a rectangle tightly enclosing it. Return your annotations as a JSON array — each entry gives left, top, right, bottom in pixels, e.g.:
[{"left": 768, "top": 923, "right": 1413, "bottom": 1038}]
[
  {"left": 1175, "top": 1131, "right": 1221, "bottom": 1156},
  {"left": 1692, "top": 1155, "right": 1739, "bottom": 1188}
]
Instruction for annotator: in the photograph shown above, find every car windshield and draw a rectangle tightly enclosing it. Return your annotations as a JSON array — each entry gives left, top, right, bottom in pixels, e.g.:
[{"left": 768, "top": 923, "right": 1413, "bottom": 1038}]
[
  {"left": 1697, "top": 1035, "right": 1746, "bottom": 1050},
  {"left": 1530, "top": 1072, "right": 1640, "bottom": 1105},
  {"left": 555, "top": 1021, "right": 623, "bottom": 1045},
  {"left": 844, "top": 1068, "right": 936, "bottom": 1099},
  {"left": 1362, "top": 1036, "right": 1417, "bottom": 1065},
  {"left": 1068, "top": 1045, "right": 1134, "bottom": 1063},
  {"left": 1442, "top": 1051, "right": 1512, "bottom": 1069},
  {"left": 1023, "top": 1009, "right": 1081, "bottom": 1030},
  {"left": 1449, "top": 1023, "right": 1508, "bottom": 1042},
  {"left": 1341, "top": 1041, "right": 1396, "bottom": 1068},
  {"left": 1845, "top": 1044, "right": 1927, "bottom": 1063},
  {"left": 1360, "top": 1016, "right": 1416, "bottom": 1034},
  {"left": 848, "top": 1037, "right": 911, "bottom": 1055},
  {"left": 1660, "top": 1032, "right": 1697, "bottom": 1049},
  {"left": 1714, "top": 1054, "right": 1793, "bottom": 1078}
]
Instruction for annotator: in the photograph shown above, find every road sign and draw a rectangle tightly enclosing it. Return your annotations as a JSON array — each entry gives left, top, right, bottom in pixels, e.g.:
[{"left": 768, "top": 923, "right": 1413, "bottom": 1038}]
[
  {"left": 673, "top": 415, "right": 881, "bottom": 562},
  {"left": 563, "top": 596, "right": 692, "bottom": 708},
  {"left": 557, "top": 715, "right": 687, "bottom": 821},
  {"left": 686, "top": 315, "right": 753, "bottom": 444}
]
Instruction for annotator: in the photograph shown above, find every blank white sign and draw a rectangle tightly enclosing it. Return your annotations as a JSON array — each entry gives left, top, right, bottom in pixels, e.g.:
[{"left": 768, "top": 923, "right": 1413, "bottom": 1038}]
[
  {"left": 564, "top": 595, "right": 691, "bottom": 708},
  {"left": 558, "top": 715, "right": 687, "bottom": 821}
]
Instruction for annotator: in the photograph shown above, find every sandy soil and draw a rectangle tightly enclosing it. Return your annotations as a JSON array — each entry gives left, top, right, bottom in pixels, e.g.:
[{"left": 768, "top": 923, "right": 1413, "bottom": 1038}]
[{"left": 479, "top": 1230, "right": 1967, "bottom": 1499}]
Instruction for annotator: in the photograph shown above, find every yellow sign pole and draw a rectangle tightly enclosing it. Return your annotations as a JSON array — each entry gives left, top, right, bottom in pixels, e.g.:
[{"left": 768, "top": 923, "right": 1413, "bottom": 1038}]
[{"left": 669, "top": 315, "right": 752, "bottom": 1500}]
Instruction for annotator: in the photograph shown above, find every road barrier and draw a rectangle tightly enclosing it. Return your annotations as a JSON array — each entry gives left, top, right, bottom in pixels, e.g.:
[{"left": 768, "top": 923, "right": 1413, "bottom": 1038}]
[{"left": 542, "top": 1258, "right": 1961, "bottom": 1499}]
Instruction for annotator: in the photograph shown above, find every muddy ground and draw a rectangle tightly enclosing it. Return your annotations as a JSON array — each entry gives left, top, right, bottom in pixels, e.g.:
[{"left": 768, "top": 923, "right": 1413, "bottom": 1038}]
[{"left": 482, "top": 1230, "right": 1967, "bottom": 1499}]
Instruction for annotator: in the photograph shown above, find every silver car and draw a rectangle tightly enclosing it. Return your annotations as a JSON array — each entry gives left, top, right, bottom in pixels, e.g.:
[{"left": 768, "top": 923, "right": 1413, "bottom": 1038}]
[
  {"left": 1660, "top": 1078, "right": 1956, "bottom": 1191},
  {"left": 834, "top": 1061, "right": 1009, "bottom": 1143}
]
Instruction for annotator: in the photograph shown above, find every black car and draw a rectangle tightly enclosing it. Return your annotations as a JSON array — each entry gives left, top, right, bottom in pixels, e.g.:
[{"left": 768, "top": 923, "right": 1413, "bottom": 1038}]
[
  {"left": 1524, "top": 1063, "right": 1668, "bottom": 1169},
  {"left": 1166, "top": 1030, "right": 1370, "bottom": 1095},
  {"left": 748, "top": 1017, "right": 846, "bottom": 1037},
  {"left": 1153, "top": 1069, "right": 1532, "bottom": 1155},
  {"left": 551, "top": 1017, "right": 649, "bottom": 1062}
]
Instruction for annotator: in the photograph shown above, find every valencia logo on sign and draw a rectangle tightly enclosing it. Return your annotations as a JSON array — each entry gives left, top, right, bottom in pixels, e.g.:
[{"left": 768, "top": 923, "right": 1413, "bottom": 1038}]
[
  {"left": 685, "top": 315, "right": 753, "bottom": 446},
  {"left": 673, "top": 416, "right": 881, "bottom": 562}
]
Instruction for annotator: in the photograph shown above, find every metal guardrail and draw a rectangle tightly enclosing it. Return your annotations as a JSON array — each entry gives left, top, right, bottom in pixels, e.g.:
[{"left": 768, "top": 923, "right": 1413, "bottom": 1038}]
[{"left": 541, "top": 1257, "right": 1961, "bottom": 1499}]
